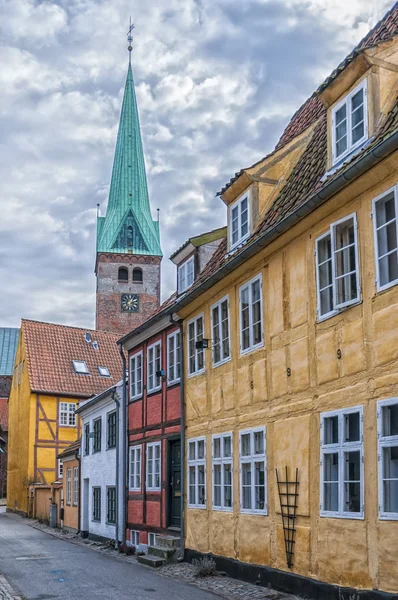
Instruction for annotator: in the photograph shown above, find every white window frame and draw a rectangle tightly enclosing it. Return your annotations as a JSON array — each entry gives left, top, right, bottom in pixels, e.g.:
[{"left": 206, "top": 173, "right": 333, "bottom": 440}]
[
  {"left": 377, "top": 398, "right": 398, "bottom": 520},
  {"left": 320, "top": 406, "right": 364, "bottom": 519},
  {"left": 73, "top": 466, "right": 78, "bottom": 506},
  {"left": 58, "top": 460, "right": 63, "bottom": 479},
  {"left": 130, "top": 351, "right": 143, "bottom": 400},
  {"left": 148, "top": 532, "right": 157, "bottom": 547},
  {"left": 167, "top": 330, "right": 181, "bottom": 385},
  {"left": 72, "top": 360, "right": 89, "bottom": 375},
  {"left": 372, "top": 185, "right": 398, "bottom": 293},
  {"left": 212, "top": 433, "right": 233, "bottom": 511},
  {"left": 178, "top": 256, "right": 195, "bottom": 293},
  {"left": 66, "top": 468, "right": 72, "bottom": 505},
  {"left": 230, "top": 191, "right": 250, "bottom": 250},
  {"left": 315, "top": 213, "right": 360, "bottom": 321},
  {"left": 239, "top": 274, "right": 264, "bottom": 355},
  {"left": 187, "top": 437, "right": 206, "bottom": 509},
  {"left": 239, "top": 427, "right": 267, "bottom": 515},
  {"left": 146, "top": 442, "right": 161, "bottom": 491},
  {"left": 331, "top": 79, "right": 368, "bottom": 166},
  {"left": 98, "top": 366, "right": 111, "bottom": 377},
  {"left": 129, "top": 445, "right": 142, "bottom": 492},
  {"left": 59, "top": 402, "right": 76, "bottom": 427},
  {"left": 147, "top": 340, "right": 162, "bottom": 394},
  {"left": 211, "top": 295, "right": 231, "bottom": 367},
  {"left": 187, "top": 313, "right": 205, "bottom": 377},
  {"left": 130, "top": 530, "right": 140, "bottom": 546}
]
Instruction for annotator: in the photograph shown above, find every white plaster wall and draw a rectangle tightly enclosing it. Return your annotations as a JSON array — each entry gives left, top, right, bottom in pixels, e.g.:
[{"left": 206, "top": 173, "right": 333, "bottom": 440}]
[{"left": 80, "top": 382, "right": 124, "bottom": 541}]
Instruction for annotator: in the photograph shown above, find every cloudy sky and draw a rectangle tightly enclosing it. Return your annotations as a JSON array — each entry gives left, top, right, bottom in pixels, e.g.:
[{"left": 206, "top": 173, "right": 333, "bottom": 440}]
[{"left": 0, "top": 0, "right": 393, "bottom": 329}]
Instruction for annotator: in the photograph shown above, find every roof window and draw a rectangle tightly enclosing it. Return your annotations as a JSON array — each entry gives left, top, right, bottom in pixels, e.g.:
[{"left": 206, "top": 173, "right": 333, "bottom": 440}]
[
  {"left": 178, "top": 256, "right": 194, "bottom": 293},
  {"left": 230, "top": 192, "right": 250, "bottom": 250},
  {"left": 98, "top": 366, "right": 111, "bottom": 378},
  {"left": 72, "top": 360, "right": 89, "bottom": 375},
  {"left": 331, "top": 79, "right": 368, "bottom": 166}
]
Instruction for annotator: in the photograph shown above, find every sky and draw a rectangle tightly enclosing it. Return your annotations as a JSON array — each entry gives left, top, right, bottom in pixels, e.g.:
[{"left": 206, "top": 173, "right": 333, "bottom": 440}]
[{"left": 0, "top": 0, "right": 393, "bottom": 329}]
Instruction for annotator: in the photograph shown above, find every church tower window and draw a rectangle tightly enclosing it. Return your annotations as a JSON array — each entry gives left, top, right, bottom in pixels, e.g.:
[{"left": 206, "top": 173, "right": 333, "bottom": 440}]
[
  {"left": 133, "top": 268, "right": 143, "bottom": 283},
  {"left": 118, "top": 267, "right": 128, "bottom": 282}
]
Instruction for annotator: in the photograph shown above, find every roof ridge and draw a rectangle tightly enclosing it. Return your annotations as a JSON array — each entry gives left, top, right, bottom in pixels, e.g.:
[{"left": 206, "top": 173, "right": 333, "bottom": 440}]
[{"left": 21, "top": 318, "right": 120, "bottom": 338}]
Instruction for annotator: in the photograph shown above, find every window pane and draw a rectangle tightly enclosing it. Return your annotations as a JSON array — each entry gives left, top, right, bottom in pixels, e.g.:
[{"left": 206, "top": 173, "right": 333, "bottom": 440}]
[
  {"left": 377, "top": 221, "right": 397, "bottom": 257},
  {"left": 324, "top": 453, "right": 339, "bottom": 482},
  {"left": 221, "top": 300, "right": 230, "bottom": 359},
  {"left": 335, "top": 104, "right": 346, "bottom": 125},
  {"left": 242, "top": 463, "right": 251, "bottom": 509},
  {"left": 320, "top": 288, "right": 334, "bottom": 316},
  {"left": 240, "top": 198, "right": 248, "bottom": 238},
  {"left": 376, "top": 193, "right": 396, "bottom": 227},
  {"left": 213, "top": 437, "right": 221, "bottom": 459},
  {"left": 241, "top": 287, "right": 250, "bottom": 350},
  {"left": 212, "top": 306, "right": 221, "bottom": 364},
  {"left": 223, "top": 435, "right": 232, "bottom": 458},
  {"left": 324, "top": 416, "right": 338, "bottom": 444},
  {"left": 324, "top": 453, "right": 339, "bottom": 511},
  {"left": 254, "top": 431, "right": 264, "bottom": 455},
  {"left": 343, "top": 451, "right": 361, "bottom": 513},
  {"left": 224, "top": 464, "right": 232, "bottom": 508},
  {"left": 232, "top": 206, "right": 239, "bottom": 245},
  {"left": 379, "top": 253, "right": 398, "bottom": 288},
  {"left": 214, "top": 465, "right": 221, "bottom": 506},
  {"left": 382, "top": 404, "right": 398, "bottom": 437},
  {"left": 188, "top": 441, "right": 196, "bottom": 461},
  {"left": 254, "top": 461, "right": 265, "bottom": 510},
  {"left": 241, "top": 434, "right": 251, "bottom": 456},
  {"left": 383, "top": 446, "right": 398, "bottom": 513},
  {"left": 344, "top": 412, "right": 360, "bottom": 443},
  {"left": 198, "top": 465, "right": 205, "bottom": 505},
  {"left": 189, "top": 466, "right": 196, "bottom": 504},
  {"left": 197, "top": 439, "right": 205, "bottom": 459}
]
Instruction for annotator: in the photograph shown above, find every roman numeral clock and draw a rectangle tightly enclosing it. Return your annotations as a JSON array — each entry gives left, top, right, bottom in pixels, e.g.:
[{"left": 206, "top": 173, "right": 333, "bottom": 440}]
[{"left": 121, "top": 293, "right": 139, "bottom": 312}]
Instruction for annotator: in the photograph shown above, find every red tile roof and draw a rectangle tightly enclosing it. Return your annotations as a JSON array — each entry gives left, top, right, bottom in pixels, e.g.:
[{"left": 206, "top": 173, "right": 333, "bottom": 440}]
[{"left": 22, "top": 320, "right": 123, "bottom": 398}]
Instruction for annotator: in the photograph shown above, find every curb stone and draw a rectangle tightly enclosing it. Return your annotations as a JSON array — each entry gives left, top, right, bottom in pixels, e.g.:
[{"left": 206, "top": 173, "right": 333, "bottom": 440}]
[{"left": 0, "top": 574, "right": 23, "bottom": 600}]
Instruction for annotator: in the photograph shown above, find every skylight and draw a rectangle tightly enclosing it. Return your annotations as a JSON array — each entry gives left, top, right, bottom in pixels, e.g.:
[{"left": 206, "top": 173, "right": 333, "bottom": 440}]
[
  {"left": 72, "top": 360, "right": 89, "bottom": 375},
  {"left": 98, "top": 366, "right": 111, "bottom": 377}
]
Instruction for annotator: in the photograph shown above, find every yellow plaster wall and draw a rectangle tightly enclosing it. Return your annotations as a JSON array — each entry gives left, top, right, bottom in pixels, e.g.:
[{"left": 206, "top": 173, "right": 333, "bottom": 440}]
[{"left": 182, "top": 152, "right": 398, "bottom": 593}]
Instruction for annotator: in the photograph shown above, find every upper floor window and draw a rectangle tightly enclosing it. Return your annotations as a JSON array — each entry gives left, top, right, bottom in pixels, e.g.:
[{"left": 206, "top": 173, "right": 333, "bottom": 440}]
[
  {"left": 167, "top": 330, "right": 181, "bottom": 385},
  {"left": 332, "top": 79, "right": 368, "bottom": 166},
  {"left": 107, "top": 411, "right": 117, "bottom": 449},
  {"left": 211, "top": 296, "right": 231, "bottom": 366},
  {"left": 130, "top": 351, "right": 143, "bottom": 400},
  {"left": 129, "top": 445, "right": 142, "bottom": 492},
  {"left": 66, "top": 468, "right": 72, "bottom": 505},
  {"left": 133, "top": 268, "right": 143, "bottom": 283},
  {"left": 146, "top": 442, "right": 161, "bottom": 491},
  {"left": 59, "top": 402, "right": 76, "bottom": 427},
  {"left": 147, "top": 341, "right": 162, "bottom": 393},
  {"left": 98, "top": 366, "right": 111, "bottom": 378},
  {"left": 178, "top": 256, "right": 194, "bottom": 293},
  {"left": 118, "top": 267, "right": 128, "bottom": 281},
  {"left": 377, "top": 398, "right": 398, "bottom": 520},
  {"left": 239, "top": 428, "right": 267, "bottom": 514},
  {"left": 373, "top": 185, "right": 398, "bottom": 292},
  {"left": 320, "top": 406, "right": 364, "bottom": 519},
  {"left": 188, "top": 314, "right": 205, "bottom": 376},
  {"left": 84, "top": 423, "right": 90, "bottom": 455},
  {"left": 239, "top": 274, "right": 263, "bottom": 354},
  {"left": 315, "top": 213, "right": 360, "bottom": 320},
  {"left": 93, "top": 418, "right": 102, "bottom": 453},
  {"left": 230, "top": 192, "right": 250, "bottom": 249}
]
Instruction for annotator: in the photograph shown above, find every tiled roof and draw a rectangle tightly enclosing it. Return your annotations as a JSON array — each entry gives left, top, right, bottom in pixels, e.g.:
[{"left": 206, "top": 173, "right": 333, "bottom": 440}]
[
  {"left": 0, "top": 328, "right": 19, "bottom": 376},
  {"left": 218, "top": 2, "right": 398, "bottom": 196},
  {"left": 21, "top": 319, "right": 123, "bottom": 398},
  {"left": 58, "top": 439, "right": 81, "bottom": 459}
]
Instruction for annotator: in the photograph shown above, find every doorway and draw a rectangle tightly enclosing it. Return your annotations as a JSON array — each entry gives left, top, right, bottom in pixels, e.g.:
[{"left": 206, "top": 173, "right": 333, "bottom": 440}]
[{"left": 168, "top": 439, "right": 181, "bottom": 529}]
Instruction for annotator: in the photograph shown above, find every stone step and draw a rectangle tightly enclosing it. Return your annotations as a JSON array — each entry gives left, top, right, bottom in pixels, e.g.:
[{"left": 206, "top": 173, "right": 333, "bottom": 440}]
[
  {"left": 156, "top": 535, "right": 180, "bottom": 549},
  {"left": 137, "top": 554, "right": 165, "bottom": 568},
  {"left": 148, "top": 545, "right": 176, "bottom": 560}
]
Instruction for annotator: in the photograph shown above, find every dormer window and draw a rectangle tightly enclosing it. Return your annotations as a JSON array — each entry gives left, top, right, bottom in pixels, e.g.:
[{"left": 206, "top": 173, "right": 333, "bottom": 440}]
[
  {"left": 72, "top": 360, "right": 89, "bottom": 375},
  {"left": 178, "top": 256, "right": 194, "bottom": 293},
  {"left": 332, "top": 79, "right": 368, "bottom": 166},
  {"left": 230, "top": 192, "right": 249, "bottom": 250}
]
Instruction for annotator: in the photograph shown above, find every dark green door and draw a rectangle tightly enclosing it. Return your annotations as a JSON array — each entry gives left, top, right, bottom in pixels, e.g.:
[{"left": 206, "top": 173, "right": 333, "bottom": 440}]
[{"left": 169, "top": 439, "right": 181, "bottom": 528}]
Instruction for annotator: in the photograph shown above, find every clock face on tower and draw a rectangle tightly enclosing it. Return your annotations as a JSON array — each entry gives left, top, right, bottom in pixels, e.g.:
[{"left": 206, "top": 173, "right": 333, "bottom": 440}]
[{"left": 121, "top": 293, "right": 139, "bottom": 312}]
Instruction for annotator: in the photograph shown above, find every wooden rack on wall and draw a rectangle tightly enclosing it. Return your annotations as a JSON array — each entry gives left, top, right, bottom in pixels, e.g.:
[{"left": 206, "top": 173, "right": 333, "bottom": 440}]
[{"left": 275, "top": 466, "right": 299, "bottom": 568}]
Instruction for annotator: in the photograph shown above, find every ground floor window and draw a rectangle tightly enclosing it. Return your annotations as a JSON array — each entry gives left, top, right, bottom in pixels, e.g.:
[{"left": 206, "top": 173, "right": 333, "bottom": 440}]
[
  {"left": 146, "top": 442, "right": 161, "bottom": 491},
  {"left": 239, "top": 428, "right": 267, "bottom": 514},
  {"left": 92, "top": 487, "right": 101, "bottom": 521},
  {"left": 188, "top": 437, "right": 206, "bottom": 508},
  {"left": 378, "top": 398, "right": 398, "bottom": 519},
  {"left": 212, "top": 433, "right": 233, "bottom": 510},
  {"left": 73, "top": 466, "right": 78, "bottom": 506},
  {"left": 130, "top": 530, "right": 140, "bottom": 546},
  {"left": 107, "top": 487, "right": 116, "bottom": 524},
  {"left": 148, "top": 532, "right": 157, "bottom": 547},
  {"left": 66, "top": 468, "right": 72, "bottom": 505}
]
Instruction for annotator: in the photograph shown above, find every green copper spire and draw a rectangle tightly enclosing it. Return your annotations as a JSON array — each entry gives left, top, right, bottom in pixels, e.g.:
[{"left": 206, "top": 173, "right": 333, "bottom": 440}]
[{"left": 96, "top": 63, "right": 162, "bottom": 256}]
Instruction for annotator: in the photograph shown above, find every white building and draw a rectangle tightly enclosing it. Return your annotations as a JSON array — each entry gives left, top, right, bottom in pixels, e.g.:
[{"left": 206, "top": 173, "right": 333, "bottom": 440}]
[{"left": 77, "top": 381, "right": 124, "bottom": 542}]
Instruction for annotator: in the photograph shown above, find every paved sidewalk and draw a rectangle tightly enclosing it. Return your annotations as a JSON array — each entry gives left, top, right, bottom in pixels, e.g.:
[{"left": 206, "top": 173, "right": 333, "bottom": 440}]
[{"left": 0, "top": 575, "right": 22, "bottom": 600}]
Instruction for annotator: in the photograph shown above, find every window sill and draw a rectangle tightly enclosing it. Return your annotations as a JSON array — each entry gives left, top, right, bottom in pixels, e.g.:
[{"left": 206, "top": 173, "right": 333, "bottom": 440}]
[
  {"left": 167, "top": 379, "right": 180, "bottom": 388},
  {"left": 147, "top": 388, "right": 162, "bottom": 396},
  {"left": 187, "top": 504, "right": 207, "bottom": 510},
  {"left": 92, "top": 519, "right": 101, "bottom": 523},
  {"left": 130, "top": 395, "right": 143, "bottom": 403},
  {"left": 212, "top": 356, "right": 232, "bottom": 369},
  {"left": 379, "top": 513, "right": 398, "bottom": 521},
  {"left": 129, "top": 488, "right": 141, "bottom": 493},
  {"left": 320, "top": 512, "right": 364, "bottom": 520},
  {"left": 106, "top": 446, "right": 116, "bottom": 451},
  {"left": 146, "top": 488, "right": 161, "bottom": 493},
  {"left": 240, "top": 341, "right": 264, "bottom": 357},
  {"left": 188, "top": 368, "right": 206, "bottom": 379},
  {"left": 92, "top": 449, "right": 102, "bottom": 454},
  {"left": 317, "top": 299, "right": 362, "bottom": 323},
  {"left": 212, "top": 506, "right": 233, "bottom": 513},
  {"left": 240, "top": 509, "right": 268, "bottom": 516},
  {"left": 59, "top": 424, "right": 77, "bottom": 428},
  {"left": 376, "top": 278, "right": 398, "bottom": 294}
]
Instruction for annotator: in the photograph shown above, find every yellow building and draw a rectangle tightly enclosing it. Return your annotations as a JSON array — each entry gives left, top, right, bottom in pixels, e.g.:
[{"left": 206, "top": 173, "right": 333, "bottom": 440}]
[
  {"left": 168, "top": 8, "right": 398, "bottom": 597},
  {"left": 7, "top": 320, "right": 122, "bottom": 516}
]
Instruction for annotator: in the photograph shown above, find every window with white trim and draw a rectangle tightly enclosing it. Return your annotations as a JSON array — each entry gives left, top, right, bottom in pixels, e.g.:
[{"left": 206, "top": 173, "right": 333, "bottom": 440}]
[
  {"left": 239, "top": 428, "right": 267, "bottom": 514},
  {"left": 72, "top": 360, "right": 89, "bottom": 375},
  {"left": 129, "top": 445, "right": 142, "bottom": 491},
  {"left": 316, "top": 214, "right": 360, "bottom": 319},
  {"left": 320, "top": 406, "right": 364, "bottom": 518},
  {"left": 59, "top": 402, "right": 76, "bottom": 427},
  {"left": 212, "top": 433, "right": 232, "bottom": 510},
  {"left": 58, "top": 460, "right": 63, "bottom": 479},
  {"left": 66, "top": 468, "right": 72, "bottom": 505},
  {"left": 130, "top": 530, "right": 140, "bottom": 546},
  {"left": 98, "top": 366, "right": 111, "bottom": 377},
  {"left": 130, "top": 351, "right": 143, "bottom": 400},
  {"left": 373, "top": 186, "right": 398, "bottom": 292},
  {"left": 178, "top": 256, "right": 194, "bottom": 293},
  {"left": 167, "top": 330, "right": 181, "bottom": 385},
  {"left": 188, "top": 437, "right": 206, "bottom": 508},
  {"left": 147, "top": 341, "right": 161, "bottom": 393},
  {"left": 146, "top": 442, "right": 161, "bottom": 491},
  {"left": 230, "top": 193, "right": 250, "bottom": 249},
  {"left": 73, "top": 466, "right": 78, "bottom": 506},
  {"left": 188, "top": 314, "right": 205, "bottom": 376},
  {"left": 239, "top": 275, "right": 263, "bottom": 354},
  {"left": 148, "top": 532, "right": 157, "bottom": 547},
  {"left": 377, "top": 399, "right": 398, "bottom": 519},
  {"left": 332, "top": 79, "right": 368, "bottom": 165},
  {"left": 211, "top": 296, "right": 230, "bottom": 366}
]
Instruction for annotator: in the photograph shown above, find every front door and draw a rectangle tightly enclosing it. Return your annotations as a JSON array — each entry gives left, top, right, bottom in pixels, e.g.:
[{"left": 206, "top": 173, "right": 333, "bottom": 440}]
[{"left": 169, "top": 439, "right": 181, "bottom": 528}]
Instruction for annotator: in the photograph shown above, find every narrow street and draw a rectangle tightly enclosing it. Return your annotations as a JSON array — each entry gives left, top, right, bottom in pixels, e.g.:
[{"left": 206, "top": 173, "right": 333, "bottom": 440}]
[{"left": 0, "top": 510, "right": 217, "bottom": 600}]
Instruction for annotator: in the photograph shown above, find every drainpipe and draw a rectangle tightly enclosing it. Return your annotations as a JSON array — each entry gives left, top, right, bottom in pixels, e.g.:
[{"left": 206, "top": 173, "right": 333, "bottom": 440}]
[
  {"left": 75, "top": 448, "right": 81, "bottom": 535},
  {"left": 118, "top": 343, "right": 127, "bottom": 546},
  {"left": 112, "top": 388, "right": 120, "bottom": 549}
]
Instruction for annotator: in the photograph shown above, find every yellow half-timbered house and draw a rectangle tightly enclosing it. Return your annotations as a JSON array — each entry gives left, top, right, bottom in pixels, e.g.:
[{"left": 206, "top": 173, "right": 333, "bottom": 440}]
[
  {"left": 7, "top": 319, "right": 122, "bottom": 515},
  {"left": 167, "top": 6, "right": 398, "bottom": 597}
]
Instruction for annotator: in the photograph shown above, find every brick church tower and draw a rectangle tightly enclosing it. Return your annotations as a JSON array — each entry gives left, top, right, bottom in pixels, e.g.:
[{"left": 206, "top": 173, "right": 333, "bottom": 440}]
[{"left": 95, "top": 49, "right": 162, "bottom": 335}]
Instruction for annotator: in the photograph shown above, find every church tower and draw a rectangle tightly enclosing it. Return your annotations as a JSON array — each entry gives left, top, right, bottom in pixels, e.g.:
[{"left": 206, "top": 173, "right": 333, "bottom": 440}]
[{"left": 95, "top": 37, "right": 162, "bottom": 334}]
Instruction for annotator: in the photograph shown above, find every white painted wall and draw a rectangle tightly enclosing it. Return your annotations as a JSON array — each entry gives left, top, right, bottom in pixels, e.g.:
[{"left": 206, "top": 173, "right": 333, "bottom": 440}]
[{"left": 79, "top": 381, "right": 124, "bottom": 542}]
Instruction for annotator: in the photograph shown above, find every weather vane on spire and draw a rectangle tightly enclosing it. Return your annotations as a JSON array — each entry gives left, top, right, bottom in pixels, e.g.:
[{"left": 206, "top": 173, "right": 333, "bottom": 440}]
[{"left": 127, "top": 18, "right": 134, "bottom": 63}]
